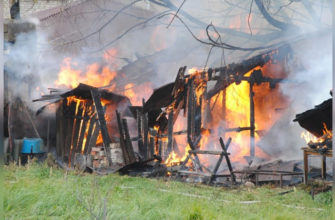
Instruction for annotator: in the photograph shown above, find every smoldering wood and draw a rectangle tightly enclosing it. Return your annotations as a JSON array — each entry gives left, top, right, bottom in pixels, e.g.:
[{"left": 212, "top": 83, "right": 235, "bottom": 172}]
[
  {"left": 122, "top": 118, "right": 136, "bottom": 163},
  {"left": 91, "top": 89, "right": 112, "bottom": 166},
  {"left": 116, "top": 110, "right": 130, "bottom": 165}
]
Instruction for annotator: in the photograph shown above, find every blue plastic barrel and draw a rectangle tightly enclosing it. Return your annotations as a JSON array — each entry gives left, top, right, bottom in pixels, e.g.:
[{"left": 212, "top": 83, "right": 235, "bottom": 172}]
[{"left": 21, "top": 138, "right": 43, "bottom": 154}]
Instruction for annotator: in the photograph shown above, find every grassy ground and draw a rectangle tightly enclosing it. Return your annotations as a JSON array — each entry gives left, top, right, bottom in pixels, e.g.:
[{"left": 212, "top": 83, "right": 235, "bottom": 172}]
[{"left": 3, "top": 162, "right": 332, "bottom": 220}]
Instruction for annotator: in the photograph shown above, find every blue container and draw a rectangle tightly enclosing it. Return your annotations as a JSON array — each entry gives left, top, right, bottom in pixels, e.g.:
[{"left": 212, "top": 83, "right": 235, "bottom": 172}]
[{"left": 21, "top": 138, "right": 43, "bottom": 154}]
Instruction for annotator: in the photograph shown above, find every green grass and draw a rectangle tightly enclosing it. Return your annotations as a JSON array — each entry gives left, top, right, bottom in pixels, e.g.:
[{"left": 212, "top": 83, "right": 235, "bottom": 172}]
[{"left": 3, "top": 162, "right": 332, "bottom": 220}]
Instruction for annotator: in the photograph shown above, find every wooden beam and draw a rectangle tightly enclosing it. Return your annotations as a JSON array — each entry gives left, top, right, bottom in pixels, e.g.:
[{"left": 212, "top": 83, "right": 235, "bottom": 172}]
[
  {"left": 86, "top": 121, "right": 100, "bottom": 155},
  {"left": 167, "top": 110, "right": 174, "bottom": 156},
  {"left": 116, "top": 110, "right": 129, "bottom": 164},
  {"left": 137, "top": 109, "right": 145, "bottom": 159},
  {"left": 91, "top": 89, "right": 112, "bottom": 166},
  {"left": 122, "top": 118, "right": 136, "bottom": 163}
]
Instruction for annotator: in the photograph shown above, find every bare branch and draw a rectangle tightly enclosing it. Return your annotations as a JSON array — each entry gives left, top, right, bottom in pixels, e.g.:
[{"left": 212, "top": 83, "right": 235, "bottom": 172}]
[{"left": 254, "top": 0, "right": 299, "bottom": 31}]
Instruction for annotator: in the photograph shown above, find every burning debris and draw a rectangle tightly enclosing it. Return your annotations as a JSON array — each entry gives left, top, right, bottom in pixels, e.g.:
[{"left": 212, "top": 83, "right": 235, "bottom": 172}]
[
  {"left": 295, "top": 98, "right": 332, "bottom": 154},
  {"left": 294, "top": 97, "right": 332, "bottom": 183}
]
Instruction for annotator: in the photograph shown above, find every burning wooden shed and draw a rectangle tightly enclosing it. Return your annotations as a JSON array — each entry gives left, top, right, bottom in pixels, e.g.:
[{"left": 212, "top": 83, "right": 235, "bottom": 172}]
[{"left": 35, "top": 83, "right": 132, "bottom": 168}]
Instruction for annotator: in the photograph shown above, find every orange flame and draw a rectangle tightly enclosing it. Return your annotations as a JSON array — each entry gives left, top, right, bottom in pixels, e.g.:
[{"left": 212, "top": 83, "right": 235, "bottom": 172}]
[
  {"left": 301, "top": 123, "right": 332, "bottom": 144},
  {"left": 55, "top": 57, "right": 117, "bottom": 89}
]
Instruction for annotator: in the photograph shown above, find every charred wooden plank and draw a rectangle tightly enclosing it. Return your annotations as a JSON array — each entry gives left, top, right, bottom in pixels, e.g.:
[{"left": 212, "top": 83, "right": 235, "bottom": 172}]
[
  {"left": 122, "top": 118, "right": 136, "bottom": 163},
  {"left": 76, "top": 102, "right": 90, "bottom": 153},
  {"left": 149, "top": 136, "right": 155, "bottom": 159},
  {"left": 116, "top": 110, "right": 129, "bottom": 165},
  {"left": 167, "top": 110, "right": 174, "bottom": 155},
  {"left": 188, "top": 150, "right": 230, "bottom": 155},
  {"left": 86, "top": 121, "right": 100, "bottom": 155},
  {"left": 91, "top": 89, "right": 112, "bottom": 166},
  {"left": 187, "top": 78, "right": 194, "bottom": 146},
  {"left": 194, "top": 97, "right": 202, "bottom": 138},
  {"left": 137, "top": 109, "right": 145, "bottom": 159},
  {"left": 84, "top": 116, "right": 97, "bottom": 155},
  {"left": 142, "top": 112, "right": 149, "bottom": 159},
  {"left": 142, "top": 99, "right": 149, "bottom": 159},
  {"left": 249, "top": 82, "right": 255, "bottom": 158}
]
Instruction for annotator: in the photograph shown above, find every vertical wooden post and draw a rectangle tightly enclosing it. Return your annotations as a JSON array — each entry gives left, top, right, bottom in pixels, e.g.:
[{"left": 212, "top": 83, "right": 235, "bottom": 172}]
[
  {"left": 142, "top": 99, "right": 148, "bottom": 159},
  {"left": 194, "top": 97, "right": 202, "bottom": 139},
  {"left": 91, "top": 89, "right": 112, "bottom": 166},
  {"left": 249, "top": 82, "right": 255, "bottom": 158},
  {"left": 187, "top": 79, "right": 194, "bottom": 145},
  {"left": 167, "top": 110, "right": 174, "bottom": 155},
  {"left": 137, "top": 109, "right": 145, "bottom": 159},
  {"left": 122, "top": 118, "right": 136, "bottom": 163},
  {"left": 303, "top": 150, "right": 308, "bottom": 184},
  {"left": 321, "top": 155, "right": 326, "bottom": 180},
  {"left": 116, "top": 110, "right": 129, "bottom": 164}
]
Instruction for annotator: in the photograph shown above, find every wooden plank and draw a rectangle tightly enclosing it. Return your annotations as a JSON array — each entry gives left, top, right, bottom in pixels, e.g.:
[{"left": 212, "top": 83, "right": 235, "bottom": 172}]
[
  {"left": 70, "top": 101, "right": 83, "bottom": 164},
  {"left": 189, "top": 150, "right": 230, "bottom": 155},
  {"left": 76, "top": 102, "right": 90, "bottom": 153},
  {"left": 55, "top": 101, "right": 61, "bottom": 159},
  {"left": 91, "top": 89, "right": 112, "bottom": 166},
  {"left": 83, "top": 116, "right": 96, "bottom": 155},
  {"left": 142, "top": 99, "right": 148, "bottom": 159},
  {"left": 149, "top": 133, "right": 155, "bottom": 158},
  {"left": 167, "top": 110, "right": 174, "bottom": 155},
  {"left": 249, "top": 82, "right": 255, "bottom": 158},
  {"left": 137, "top": 109, "right": 145, "bottom": 159},
  {"left": 194, "top": 96, "right": 202, "bottom": 138},
  {"left": 64, "top": 101, "right": 75, "bottom": 163},
  {"left": 122, "top": 118, "right": 136, "bottom": 163},
  {"left": 116, "top": 110, "right": 129, "bottom": 164},
  {"left": 187, "top": 79, "right": 194, "bottom": 145},
  {"left": 86, "top": 121, "right": 100, "bottom": 155}
]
